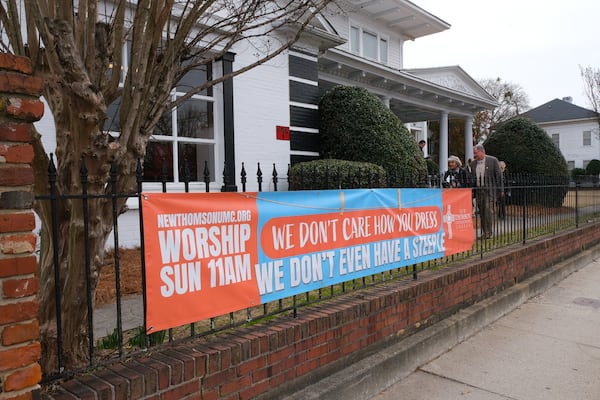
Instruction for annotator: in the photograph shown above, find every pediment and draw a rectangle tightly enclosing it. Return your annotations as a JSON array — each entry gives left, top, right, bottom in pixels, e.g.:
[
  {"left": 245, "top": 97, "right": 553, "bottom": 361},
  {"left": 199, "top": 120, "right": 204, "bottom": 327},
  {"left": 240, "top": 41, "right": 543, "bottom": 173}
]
[{"left": 404, "top": 66, "right": 496, "bottom": 103}]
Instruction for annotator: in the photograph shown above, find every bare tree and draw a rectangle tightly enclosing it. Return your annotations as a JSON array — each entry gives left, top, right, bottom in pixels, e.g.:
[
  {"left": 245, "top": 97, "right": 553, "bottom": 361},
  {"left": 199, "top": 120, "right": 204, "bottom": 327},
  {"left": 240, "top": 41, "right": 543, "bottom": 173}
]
[
  {"left": 580, "top": 65, "right": 600, "bottom": 134},
  {"left": 0, "top": 0, "right": 333, "bottom": 373},
  {"left": 473, "top": 77, "right": 530, "bottom": 142}
]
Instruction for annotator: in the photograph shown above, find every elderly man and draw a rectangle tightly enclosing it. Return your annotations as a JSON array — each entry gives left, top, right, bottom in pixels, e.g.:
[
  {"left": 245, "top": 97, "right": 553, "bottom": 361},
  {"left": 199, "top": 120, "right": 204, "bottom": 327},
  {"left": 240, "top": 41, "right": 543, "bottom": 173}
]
[{"left": 470, "top": 144, "right": 504, "bottom": 239}]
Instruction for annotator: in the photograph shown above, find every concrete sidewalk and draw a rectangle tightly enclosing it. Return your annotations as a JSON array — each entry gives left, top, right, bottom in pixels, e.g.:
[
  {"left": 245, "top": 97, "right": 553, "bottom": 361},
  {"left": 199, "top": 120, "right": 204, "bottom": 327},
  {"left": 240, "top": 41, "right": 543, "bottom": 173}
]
[
  {"left": 287, "top": 245, "right": 600, "bottom": 400},
  {"left": 94, "top": 295, "right": 143, "bottom": 339},
  {"left": 372, "top": 255, "right": 600, "bottom": 400}
]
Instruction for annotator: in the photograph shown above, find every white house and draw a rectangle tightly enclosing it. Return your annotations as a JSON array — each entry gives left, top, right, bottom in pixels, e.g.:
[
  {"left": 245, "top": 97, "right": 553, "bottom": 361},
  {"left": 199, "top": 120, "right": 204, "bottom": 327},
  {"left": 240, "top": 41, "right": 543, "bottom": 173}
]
[
  {"left": 32, "top": 0, "right": 499, "bottom": 247},
  {"left": 520, "top": 97, "right": 600, "bottom": 171}
]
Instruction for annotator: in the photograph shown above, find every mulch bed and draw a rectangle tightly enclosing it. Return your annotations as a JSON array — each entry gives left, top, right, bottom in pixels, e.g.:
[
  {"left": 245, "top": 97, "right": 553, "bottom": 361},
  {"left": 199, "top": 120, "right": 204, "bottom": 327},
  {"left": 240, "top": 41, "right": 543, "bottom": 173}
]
[{"left": 96, "top": 248, "right": 143, "bottom": 307}]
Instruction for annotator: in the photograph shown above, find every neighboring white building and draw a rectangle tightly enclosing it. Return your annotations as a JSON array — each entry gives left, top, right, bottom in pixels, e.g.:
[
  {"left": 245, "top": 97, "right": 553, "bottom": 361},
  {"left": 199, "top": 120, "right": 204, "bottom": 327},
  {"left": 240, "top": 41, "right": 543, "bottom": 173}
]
[{"left": 520, "top": 97, "right": 600, "bottom": 171}]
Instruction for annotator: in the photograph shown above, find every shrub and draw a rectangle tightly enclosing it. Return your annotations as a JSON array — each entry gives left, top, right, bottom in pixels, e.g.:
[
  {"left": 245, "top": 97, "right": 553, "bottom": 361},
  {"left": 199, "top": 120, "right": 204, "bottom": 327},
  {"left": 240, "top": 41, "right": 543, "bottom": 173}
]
[
  {"left": 319, "top": 86, "right": 427, "bottom": 176},
  {"left": 585, "top": 159, "right": 600, "bottom": 175},
  {"left": 485, "top": 117, "right": 569, "bottom": 207},
  {"left": 574, "top": 164, "right": 600, "bottom": 187},
  {"left": 571, "top": 168, "right": 586, "bottom": 178},
  {"left": 289, "top": 159, "right": 387, "bottom": 190},
  {"left": 425, "top": 158, "right": 439, "bottom": 175}
]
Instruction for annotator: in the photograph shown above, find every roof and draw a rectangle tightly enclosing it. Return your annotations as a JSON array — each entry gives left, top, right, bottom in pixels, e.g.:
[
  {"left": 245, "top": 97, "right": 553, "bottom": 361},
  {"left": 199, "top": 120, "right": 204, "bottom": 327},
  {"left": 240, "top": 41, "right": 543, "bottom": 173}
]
[
  {"left": 341, "top": 0, "right": 451, "bottom": 40},
  {"left": 520, "top": 98, "right": 598, "bottom": 123},
  {"left": 319, "top": 50, "right": 498, "bottom": 122},
  {"left": 404, "top": 65, "right": 498, "bottom": 103}
]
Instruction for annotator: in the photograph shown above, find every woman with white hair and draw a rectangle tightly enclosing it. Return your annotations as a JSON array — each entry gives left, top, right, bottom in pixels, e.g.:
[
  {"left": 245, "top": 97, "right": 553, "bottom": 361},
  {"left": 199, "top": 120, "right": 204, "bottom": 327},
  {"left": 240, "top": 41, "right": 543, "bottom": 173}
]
[{"left": 443, "top": 155, "right": 469, "bottom": 188}]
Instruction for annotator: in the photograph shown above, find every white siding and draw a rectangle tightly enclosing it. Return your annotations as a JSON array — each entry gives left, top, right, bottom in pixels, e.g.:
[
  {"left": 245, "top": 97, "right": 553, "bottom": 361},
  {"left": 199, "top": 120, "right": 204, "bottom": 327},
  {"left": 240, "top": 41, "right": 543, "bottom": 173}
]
[
  {"left": 542, "top": 120, "right": 600, "bottom": 169},
  {"left": 232, "top": 47, "right": 292, "bottom": 192},
  {"left": 35, "top": 98, "right": 57, "bottom": 155},
  {"left": 325, "top": 9, "right": 405, "bottom": 69}
]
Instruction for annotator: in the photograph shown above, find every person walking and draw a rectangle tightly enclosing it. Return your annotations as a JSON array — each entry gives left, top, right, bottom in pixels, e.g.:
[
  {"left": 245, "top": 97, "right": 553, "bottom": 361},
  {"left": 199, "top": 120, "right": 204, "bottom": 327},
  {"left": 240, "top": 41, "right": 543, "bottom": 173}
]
[{"left": 470, "top": 144, "right": 504, "bottom": 239}]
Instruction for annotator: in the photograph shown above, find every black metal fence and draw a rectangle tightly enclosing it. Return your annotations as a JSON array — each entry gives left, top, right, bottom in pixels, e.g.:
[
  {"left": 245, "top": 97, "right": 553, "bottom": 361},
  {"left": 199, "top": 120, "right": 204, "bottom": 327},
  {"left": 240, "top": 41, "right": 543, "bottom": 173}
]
[{"left": 35, "top": 157, "right": 600, "bottom": 383}]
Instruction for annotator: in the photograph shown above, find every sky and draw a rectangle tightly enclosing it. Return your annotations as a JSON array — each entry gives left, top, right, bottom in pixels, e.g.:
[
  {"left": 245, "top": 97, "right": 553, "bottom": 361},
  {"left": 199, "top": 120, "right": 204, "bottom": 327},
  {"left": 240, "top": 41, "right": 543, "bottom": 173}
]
[{"left": 403, "top": 0, "right": 600, "bottom": 110}]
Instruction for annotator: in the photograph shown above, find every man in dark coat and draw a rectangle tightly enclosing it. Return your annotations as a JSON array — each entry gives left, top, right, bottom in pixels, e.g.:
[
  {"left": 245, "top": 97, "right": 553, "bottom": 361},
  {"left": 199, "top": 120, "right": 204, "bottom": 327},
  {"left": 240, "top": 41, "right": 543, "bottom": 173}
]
[{"left": 470, "top": 144, "right": 504, "bottom": 239}]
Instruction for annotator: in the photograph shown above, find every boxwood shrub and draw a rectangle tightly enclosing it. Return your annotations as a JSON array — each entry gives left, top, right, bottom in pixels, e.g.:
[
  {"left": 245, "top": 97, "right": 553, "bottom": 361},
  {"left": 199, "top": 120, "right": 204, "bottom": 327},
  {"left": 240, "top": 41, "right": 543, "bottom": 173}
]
[
  {"left": 289, "top": 159, "right": 387, "bottom": 190},
  {"left": 485, "top": 117, "right": 569, "bottom": 207},
  {"left": 319, "top": 86, "right": 427, "bottom": 176}
]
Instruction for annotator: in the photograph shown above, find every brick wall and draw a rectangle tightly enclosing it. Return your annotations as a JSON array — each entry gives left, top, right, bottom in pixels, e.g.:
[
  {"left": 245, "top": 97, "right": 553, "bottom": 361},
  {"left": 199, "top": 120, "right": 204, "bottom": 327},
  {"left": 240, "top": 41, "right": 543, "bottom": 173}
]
[
  {"left": 0, "top": 53, "right": 44, "bottom": 399},
  {"left": 42, "top": 222, "right": 600, "bottom": 399}
]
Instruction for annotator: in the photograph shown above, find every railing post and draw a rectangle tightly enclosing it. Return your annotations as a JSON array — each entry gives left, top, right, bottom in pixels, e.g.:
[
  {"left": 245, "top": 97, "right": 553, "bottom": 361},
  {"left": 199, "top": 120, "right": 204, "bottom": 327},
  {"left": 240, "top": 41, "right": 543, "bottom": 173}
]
[
  {"left": 79, "top": 157, "right": 95, "bottom": 366},
  {"left": 48, "top": 155, "right": 64, "bottom": 372},
  {"left": 575, "top": 181, "right": 580, "bottom": 228},
  {"left": 137, "top": 159, "right": 150, "bottom": 349},
  {"left": 257, "top": 163, "right": 263, "bottom": 192},
  {"left": 203, "top": 160, "right": 210, "bottom": 192},
  {"left": 240, "top": 162, "right": 247, "bottom": 192},
  {"left": 522, "top": 175, "right": 528, "bottom": 244},
  {"left": 182, "top": 159, "right": 190, "bottom": 192},
  {"left": 221, "top": 162, "right": 228, "bottom": 192},
  {"left": 272, "top": 163, "right": 278, "bottom": 192},
  {"left": 109, "top": 162, "right": 124, "bottom": 357}
]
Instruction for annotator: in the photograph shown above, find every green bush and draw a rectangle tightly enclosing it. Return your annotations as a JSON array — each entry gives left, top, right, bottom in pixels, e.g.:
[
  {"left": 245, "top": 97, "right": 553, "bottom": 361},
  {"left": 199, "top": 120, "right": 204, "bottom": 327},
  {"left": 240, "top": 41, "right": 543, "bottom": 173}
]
[
  {"left": 425, "top": 159, "right": 439, "bottom": 175},
  {"left": 289, "top": 159, "right": 387, "bottom": 190},
  {"left": 585, "top": 159, "right": 600, "bottom": 175},
  {"left": 485, "top": 117, "right": 569, "bottom": 207},
  {"left": 319, "top": 86, "right": 427, "bottom": 176},
  {"left": 571, "top": 168, "right": 586, "bottom": 177}
]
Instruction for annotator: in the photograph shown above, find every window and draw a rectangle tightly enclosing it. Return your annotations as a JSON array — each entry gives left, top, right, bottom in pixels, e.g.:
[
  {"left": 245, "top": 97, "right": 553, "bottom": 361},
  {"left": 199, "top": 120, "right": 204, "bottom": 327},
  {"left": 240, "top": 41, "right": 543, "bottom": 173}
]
[
  {"left": 144, "top": 68, "right": 215, "bottom": 183},
  {"left": 350, "top": 26, "right": 360, "bottom": 54},
  {"left": 380, "top": 38, "right": 388, "bottom": 64},
  {"left": 410, "top": 129, "right": 420, "bottom": 141},
  {"left": 104, "top": 61, "right": 217, "bottom": 183},
  {"left": 551, "top": 133, "right": 559, "bottom": 148},
  {"left": 567, "top": 161, "right": 575, "bottom": 171},
  {"left": 583, "top": 160, "right": 591, "bottom": 169},
  {"left": 583, "top": 130, "right": 592, "bottom": 146},
  {"left": 349, "top": 24, "right": 389, "bottom": 64},
  {"left": 362, "top": 30, "right": 378, "bottom": 60}
]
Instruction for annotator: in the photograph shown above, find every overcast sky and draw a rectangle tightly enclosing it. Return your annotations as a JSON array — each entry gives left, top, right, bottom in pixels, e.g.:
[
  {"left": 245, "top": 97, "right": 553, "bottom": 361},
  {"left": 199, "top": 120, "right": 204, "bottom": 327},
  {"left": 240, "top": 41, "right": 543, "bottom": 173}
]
[{"left": 403, "top": 0, "right": 600, "bottom": 110}]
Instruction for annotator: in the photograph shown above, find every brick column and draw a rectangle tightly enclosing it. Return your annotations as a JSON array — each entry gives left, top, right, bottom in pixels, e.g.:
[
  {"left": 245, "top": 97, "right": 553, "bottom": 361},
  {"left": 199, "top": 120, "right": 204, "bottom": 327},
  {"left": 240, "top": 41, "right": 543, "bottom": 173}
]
[{"left": 0, "top": 53, "right": 44, "bottom": 399}]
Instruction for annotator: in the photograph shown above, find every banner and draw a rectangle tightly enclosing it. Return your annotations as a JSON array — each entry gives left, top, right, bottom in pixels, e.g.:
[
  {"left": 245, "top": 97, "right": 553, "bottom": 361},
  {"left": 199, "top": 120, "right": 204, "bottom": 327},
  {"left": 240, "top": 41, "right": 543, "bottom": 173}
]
[{"left": 141, "top": 188, "right": 473, "bottom": 332}]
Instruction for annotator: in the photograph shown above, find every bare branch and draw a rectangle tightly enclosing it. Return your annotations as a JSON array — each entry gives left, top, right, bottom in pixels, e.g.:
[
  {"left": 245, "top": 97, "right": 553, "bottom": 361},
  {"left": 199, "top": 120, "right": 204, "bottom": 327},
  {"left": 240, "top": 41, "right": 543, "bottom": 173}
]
[
  {"left": 474, "top": 77, "right": 530, "bottom": 140},
  {"left": 580, "top": 65, "right": 600, "bottom": 136}
]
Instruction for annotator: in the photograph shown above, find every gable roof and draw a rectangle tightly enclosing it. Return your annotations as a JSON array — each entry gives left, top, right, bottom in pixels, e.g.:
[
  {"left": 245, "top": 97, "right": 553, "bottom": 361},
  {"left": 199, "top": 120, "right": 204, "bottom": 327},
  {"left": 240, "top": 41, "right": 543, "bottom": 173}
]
[
  {"left": 403, "top": 65, "right": 497, "bottom": 103},
  {"left": 520, "top": 98, "right": 598, "bottom": 124}
]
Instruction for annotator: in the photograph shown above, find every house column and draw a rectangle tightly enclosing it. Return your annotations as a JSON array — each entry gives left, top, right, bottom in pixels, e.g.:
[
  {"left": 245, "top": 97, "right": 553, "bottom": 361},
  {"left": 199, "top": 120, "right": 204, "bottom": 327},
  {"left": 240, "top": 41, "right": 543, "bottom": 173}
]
[
  {"left": 439, "top": 111, "right": 449, "bottom": 175},
  {"left": 381, "top": 96, "right": 391, "bottom": 108},
  {"left": 221, "top": 52, "right": 237, "bottom": 192},
  {"left": 464, "top": 116, "right": 474, "bottom": 165}
]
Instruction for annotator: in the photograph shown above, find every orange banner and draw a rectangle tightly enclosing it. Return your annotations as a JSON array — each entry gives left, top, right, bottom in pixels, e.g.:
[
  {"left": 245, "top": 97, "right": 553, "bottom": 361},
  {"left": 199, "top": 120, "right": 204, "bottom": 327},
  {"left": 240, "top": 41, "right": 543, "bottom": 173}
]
[
  {"left": 141, "top": 188, "right": 474, "bottom": 332},
  {"left": 142, "top": 192, "right": 260, "bottom": 332}
]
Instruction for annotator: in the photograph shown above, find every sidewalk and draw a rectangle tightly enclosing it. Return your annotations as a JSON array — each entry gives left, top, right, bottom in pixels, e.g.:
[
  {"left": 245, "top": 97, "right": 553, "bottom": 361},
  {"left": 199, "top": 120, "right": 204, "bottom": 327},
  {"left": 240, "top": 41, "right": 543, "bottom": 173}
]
[
  {"left": 94, "top": 295, "right": 143, "bottom": 339},
  {"left": 287, "top": 245, "right": 600, "bottom": 400},
  {"left": 372, "top": 255, "right": 600, "bottom": 400}
]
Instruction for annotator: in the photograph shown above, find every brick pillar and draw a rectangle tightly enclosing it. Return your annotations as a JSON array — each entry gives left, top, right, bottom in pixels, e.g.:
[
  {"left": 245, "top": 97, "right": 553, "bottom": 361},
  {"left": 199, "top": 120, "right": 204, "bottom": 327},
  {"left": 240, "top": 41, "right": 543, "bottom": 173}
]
[{"left": 0, "top": 53, "right": 44, "bottom": 399}]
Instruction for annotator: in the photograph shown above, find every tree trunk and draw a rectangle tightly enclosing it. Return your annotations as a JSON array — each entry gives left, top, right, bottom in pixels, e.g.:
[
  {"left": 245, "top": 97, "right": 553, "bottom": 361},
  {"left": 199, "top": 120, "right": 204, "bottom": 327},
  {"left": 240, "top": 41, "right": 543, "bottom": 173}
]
[
  {"left": 29, "top": 16, "right": 150, "bottom": 375},
  {"left": 35, "top": 153, "right": 121, "bottom": 373},
  {"left": 32, "top": 81, "right": 136, "bottom": 375}
]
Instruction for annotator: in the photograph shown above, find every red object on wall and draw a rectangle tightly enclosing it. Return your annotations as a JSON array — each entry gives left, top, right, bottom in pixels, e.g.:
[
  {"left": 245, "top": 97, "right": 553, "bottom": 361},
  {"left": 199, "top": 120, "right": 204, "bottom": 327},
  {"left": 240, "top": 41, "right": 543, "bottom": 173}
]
[{"left": 276, "top": 125, "right": 290, "bottom": 140}]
